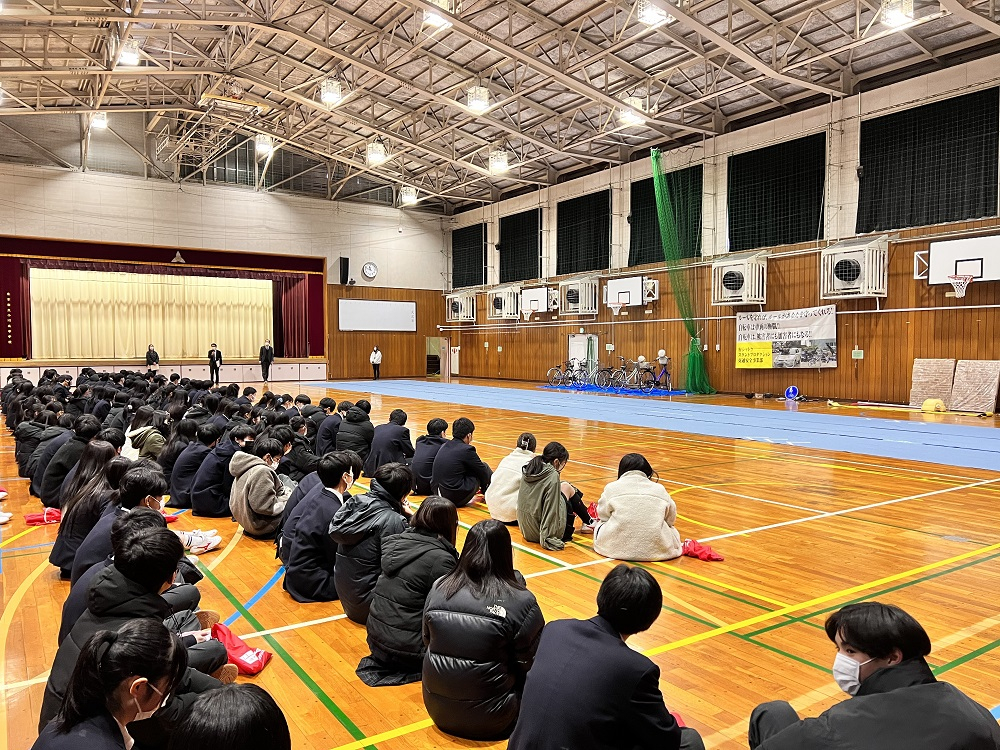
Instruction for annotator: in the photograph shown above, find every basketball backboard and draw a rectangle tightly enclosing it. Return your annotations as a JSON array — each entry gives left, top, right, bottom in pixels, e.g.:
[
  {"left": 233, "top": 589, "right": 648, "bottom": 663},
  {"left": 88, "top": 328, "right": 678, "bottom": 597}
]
[{"left": 923, "top": 236, "right": 1000, "bottom": 285}]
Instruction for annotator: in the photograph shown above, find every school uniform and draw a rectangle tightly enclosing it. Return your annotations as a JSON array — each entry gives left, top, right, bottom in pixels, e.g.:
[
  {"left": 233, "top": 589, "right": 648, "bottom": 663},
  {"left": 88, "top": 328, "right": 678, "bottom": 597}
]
[
  {"left": 32, "top": 712, "right": 128, "bottom": 750},
  {"left": 90, "top": 399, "right": 111, "bottom": 424},
  {"left": 49, "top": 491, "right": 113, "bottom": 578},
  {"left": 39, "top": 434, "right": 90, "bottom": 508},
  {"left": 337, "top": 407, "right": 375, "bottom": 460},
  {"left": 282, "top": 487, "right": 344, "bottom": 603},
  {"left": 363, "top": 422, "right": 415, "bottom": 477},
  {"left": 190, "top": 438, "right": 240, "bottom": 517},
  {"left": 259, "top": 344, "right": 274, "bottom": 381},
  {"left": 146, "top": 348, "right": 160, "bottom": 373},
  {"left": 168, "top": 441, "right": 213, "bottom": 509},
  {"left": 279, "top": 433, "right": 321, "bottom": 483},
  {"left": 430, "top": 438, "right": 492, "bottom": 507},
  {"left": 30, "top": 429, "right": 74, "bottom": 499},
  {"left": 69, "top": 506, "right": 122, "bottom": 586},
  {"left": 207, "top": 348, "right": 223, "bottom": 385},
  {"left": 410, "top": 434, "right": 447, "bottom": 495}
]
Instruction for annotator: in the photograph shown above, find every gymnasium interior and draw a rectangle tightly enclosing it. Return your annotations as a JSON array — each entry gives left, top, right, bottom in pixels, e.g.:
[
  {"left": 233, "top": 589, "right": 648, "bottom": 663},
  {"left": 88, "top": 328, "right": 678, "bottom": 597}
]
[{"left": 2, "top": 0, "right": 1000, "bottom": 746}]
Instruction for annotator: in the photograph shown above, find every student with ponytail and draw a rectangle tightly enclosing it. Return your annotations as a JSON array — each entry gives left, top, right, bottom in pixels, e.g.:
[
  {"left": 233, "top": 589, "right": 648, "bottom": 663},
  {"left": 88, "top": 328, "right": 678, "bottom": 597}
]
[
  {"left": 485, "top": 433, "right": 537, "bottom": 524},
  {"left": 33, "top": 618, "right": 187, "bottom": 750},
  {"left": 517, "top": 441, "right": 594, "bottom": 551}
]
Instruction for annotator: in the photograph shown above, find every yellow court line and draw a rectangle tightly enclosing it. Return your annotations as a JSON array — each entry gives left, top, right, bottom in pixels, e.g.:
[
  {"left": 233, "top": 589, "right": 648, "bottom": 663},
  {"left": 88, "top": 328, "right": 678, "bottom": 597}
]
[
  {"left": 643, "top": 540, "right": 1000, "bottom": 657},
  {"left": 0, "top": 561, "right": 51, "bottom": 750},
  {"left": 329, "top": 718, "right": 435, "bottom": 750},
  {"left": 661, "top": 588, "right": 727, "bottom": 627},
  {"left": 0, "top": 526, "right": 40, "bottom": 549},
  {"left": 0, "top": 672, "right": 49, "bottom": 693},
  {"left": 675, "top": 513, "right": 739, "bottom": 534},
  {"left": 655, "top": 565, "right": 790, "bottom": 608},
  {"left": 206, "top": 526, "right": 244, "bottom": 572}
]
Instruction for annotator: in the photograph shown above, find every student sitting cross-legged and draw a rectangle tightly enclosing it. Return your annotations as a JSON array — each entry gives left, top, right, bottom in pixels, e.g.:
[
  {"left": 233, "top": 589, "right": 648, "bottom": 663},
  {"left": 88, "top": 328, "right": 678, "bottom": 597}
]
[
  {"left": 410, "top": 418, "right": 448, "bottom": 496},
  {"left": 168, "top": 423, "right": 223, "bottom": 509},
  {"left": 328, "top": 463, "right": 413, "bottom": 624},
  {"left": 517, "top": 442, "right": 594, "bottom": 551},
  {"left": 485, "top": 432, "right": 536, "bottom": 523},
  {"left": 748, "top": 602, "right": 1000, "bottom": 750},
  {"left": 364, "top": 409, "right": 416, "bottom": 477},
  {"left": 32, "top": 619, "right": 188, "bottom": 750},
  {"left": 358, "top": 496, "right": 459, "bottom": 685},
  {"left": 421, "top": 519, "right": 544, "bottom": 741},
  {"left": 190, "top": 424, "right": 254, "bottom": 517},
  {"left": 593, "top": 453, "right": 682, "bottom": 562},
  {"left": 229, "top": 437, "right": 291, "bottom": 539},
  {"left": 508, "top": 564, "right": 705, "bottom": 750},
  {"left": 282, "top": 451, "right": 357, "bottom": 603},
  {"left": 430, "top": 417, "right": 492, "bottom": 507}
]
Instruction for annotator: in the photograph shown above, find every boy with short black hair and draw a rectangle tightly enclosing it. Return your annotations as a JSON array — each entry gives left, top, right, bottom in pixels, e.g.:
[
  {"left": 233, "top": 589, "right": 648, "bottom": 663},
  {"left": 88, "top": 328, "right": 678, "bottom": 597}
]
[
  {"left": 430, "top": 417, "right": 492, "bottom": 507},
  {"left": 411, "top": 418, "right": 448, "bottom": 495},
  {"left": 169, "top": 422, "right": 223, "bottom": 508},
  {"left": 363, "top": 408, "right": 415, "bottom": 477}
]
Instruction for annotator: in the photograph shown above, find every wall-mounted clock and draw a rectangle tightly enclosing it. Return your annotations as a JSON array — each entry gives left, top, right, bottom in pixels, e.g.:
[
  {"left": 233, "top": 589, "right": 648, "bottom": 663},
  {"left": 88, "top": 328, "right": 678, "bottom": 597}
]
[{"left": 362, "top": 262, "right": 378, "bottom": 280}]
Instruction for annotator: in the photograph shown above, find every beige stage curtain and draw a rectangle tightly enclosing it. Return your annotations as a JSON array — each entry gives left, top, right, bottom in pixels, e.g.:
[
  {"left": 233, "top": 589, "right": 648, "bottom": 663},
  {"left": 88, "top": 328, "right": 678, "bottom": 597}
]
[{"left": 30, "top": 268, "right": 273, "bottom": 360}]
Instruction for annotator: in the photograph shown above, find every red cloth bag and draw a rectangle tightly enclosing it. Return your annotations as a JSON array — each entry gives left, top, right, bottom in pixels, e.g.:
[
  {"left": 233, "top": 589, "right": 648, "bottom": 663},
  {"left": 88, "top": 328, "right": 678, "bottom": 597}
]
[
  {"left": 25, "top": 508, "right": 62, "bottom": 525},
  {"left": 211, "top": 623, "right": 273, "bottom": 675}
]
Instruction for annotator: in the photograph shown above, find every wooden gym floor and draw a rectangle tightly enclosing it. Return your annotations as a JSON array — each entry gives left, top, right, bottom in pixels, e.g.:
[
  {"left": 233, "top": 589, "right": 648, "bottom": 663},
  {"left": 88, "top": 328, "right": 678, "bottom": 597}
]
[{"left": 3, "top": 379, "right": 1000, "bottom": 750}]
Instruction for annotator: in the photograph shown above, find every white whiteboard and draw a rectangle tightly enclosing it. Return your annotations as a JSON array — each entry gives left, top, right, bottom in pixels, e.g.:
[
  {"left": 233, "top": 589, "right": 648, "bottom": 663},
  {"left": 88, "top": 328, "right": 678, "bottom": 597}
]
[{"left": 338, "top": 299, "right": 417, "bottom": 331}]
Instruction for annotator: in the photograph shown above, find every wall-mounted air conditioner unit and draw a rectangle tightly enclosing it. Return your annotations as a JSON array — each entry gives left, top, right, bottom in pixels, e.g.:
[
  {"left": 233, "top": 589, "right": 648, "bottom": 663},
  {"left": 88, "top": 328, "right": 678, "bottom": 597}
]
[
  {"left": 559, "top": 277, "right": 600, "bottom": 315},
  {"left": 820, "top": 236, "right": 889, "bottom": 299},
  {"left": 445, "top": 292, "right": 476, "bottom": 322},
  {"left": 486, "top": 287, "right": 521, "bottom": 320},
  {"left": 711, "top": 255, "right": 767, "bottom": 305}
]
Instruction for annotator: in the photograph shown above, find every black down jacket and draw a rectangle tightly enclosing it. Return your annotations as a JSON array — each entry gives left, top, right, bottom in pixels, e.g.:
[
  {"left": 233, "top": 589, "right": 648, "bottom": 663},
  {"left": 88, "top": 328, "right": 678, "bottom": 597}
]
[
  {"left": 336, "top": 407, "right": 375, "bottom": 460},
  {"left": 14, "top": 419, "right": 46, "bottom": 477},
  {"left": 327, "top": 480, "right": 408, "bottom": 624},
  {"left": 366, "top": 528, "right": 458, "bottom": 667},
  {"left": 421, "top": 574, "right": 544, "bottom": 741}
]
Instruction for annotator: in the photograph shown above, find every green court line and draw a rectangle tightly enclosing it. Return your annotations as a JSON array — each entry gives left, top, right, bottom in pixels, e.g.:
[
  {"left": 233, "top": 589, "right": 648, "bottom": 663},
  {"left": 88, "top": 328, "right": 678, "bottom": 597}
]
[
  {"left": 198, "top": 563, "right": 375, "bottom": 750},
  {"left": 745, "top": 550, "right": 1000, "bottom": 638},
  {"left": 933, "top": 636, "right": 1000, "bottom": 676}
]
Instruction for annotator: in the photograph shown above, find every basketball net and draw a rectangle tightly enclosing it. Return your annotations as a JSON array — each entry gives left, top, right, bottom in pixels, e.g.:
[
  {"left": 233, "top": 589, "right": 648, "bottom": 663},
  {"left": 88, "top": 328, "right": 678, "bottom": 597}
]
[
  {"left": 520, "top": 308, "right": 533, "bottom": 321},
  {"left": 947, "top": 275, "right": 973, "bottom": 299},
  {"left": 609, "top": 303, "right": 623, "bottom": 316}
]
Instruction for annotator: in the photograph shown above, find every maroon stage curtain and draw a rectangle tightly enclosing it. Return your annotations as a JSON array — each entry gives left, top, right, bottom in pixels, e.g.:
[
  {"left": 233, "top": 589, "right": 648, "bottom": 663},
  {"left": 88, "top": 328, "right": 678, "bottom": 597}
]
[
  {"left": 278, "top": 276, "right": 308, "bottom": 358},
  {"left": 20, "top": 259, "right": 31, "bottom": 358},
  {"left": 24, "top": 258, "right": 302, "bottom": 281}
]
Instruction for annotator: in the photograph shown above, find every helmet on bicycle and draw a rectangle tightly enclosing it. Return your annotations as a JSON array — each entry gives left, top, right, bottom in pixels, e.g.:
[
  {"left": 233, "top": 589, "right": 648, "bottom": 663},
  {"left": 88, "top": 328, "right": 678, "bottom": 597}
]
[
  {"left": 657, "top": 349, "right": 666, "bottom": 358},
  {"left": 637, "top": 355, "right": 646, "bottom": 362}
]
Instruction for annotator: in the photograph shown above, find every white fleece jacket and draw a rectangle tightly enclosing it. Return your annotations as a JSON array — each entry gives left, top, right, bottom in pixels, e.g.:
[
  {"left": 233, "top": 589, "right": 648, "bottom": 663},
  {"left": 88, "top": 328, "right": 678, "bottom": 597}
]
[
  {"left": 593, "top": 470, "right": 682, "bottom": 561},
  {"left": 484, "top": 447, "right": 535, "bottom": 523}
]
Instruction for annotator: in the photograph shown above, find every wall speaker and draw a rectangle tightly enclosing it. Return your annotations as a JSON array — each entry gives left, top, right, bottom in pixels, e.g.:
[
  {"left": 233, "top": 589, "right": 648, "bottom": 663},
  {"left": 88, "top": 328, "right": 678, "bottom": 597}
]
[{"left": 339, "top": 257, "right": 350, "bottom": 285}]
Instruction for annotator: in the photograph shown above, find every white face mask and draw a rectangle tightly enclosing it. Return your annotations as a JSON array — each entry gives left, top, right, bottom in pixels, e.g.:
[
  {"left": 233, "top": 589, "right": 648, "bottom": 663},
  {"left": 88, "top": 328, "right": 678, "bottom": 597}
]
[
  {"left": 132, "top": 681, "right": 166, "bottom": 722},
  {"left": 832, "top": 652, "right": 874, "bottom": 695}
]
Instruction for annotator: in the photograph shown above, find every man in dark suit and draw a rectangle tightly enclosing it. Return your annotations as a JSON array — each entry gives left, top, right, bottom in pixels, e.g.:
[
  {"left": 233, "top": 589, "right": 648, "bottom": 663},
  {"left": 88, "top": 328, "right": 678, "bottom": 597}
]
[
  {"left": 363, "top": 408, "right": 415, "bottom": 476},
  {"left": 259, "top": 338, "right": 275, "bottom": 382},
  {"left": 508, "top": 564, "right": 705, "bottom": 750},
  {"left": 430, "top": 417, "right": 492, "bottom": 507},
  {"left": 207, "top": 343, "right": 223, "bottom": 385}
]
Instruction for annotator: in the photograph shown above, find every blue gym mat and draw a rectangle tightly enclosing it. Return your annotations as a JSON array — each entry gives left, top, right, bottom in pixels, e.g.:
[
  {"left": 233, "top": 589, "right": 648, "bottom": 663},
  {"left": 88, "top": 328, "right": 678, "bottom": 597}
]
[{"left": 306, "top": 380, "right": 1000, "bottom": 472}]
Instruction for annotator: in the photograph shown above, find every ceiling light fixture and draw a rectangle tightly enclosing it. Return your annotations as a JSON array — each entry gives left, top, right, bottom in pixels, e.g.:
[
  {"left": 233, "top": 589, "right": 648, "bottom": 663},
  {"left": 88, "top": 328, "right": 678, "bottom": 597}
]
[
  {"left": 254, "top": 133, "right": 274, "bottom": 157},
  {"left": 399, "top": 186, "right": 418, "bottom": 205},
  {"left": 320, "top": 78, "right": 343, "bottom": 107},
  {"left": 423, "top": 0, "right": 453, "bottom": 28},
  {"left": 880, "top": 0, "right": 914, "bottom": 27},
  {"left": 466, "top": 84, "right": 490, "bottom": 114},
  {"left": 91, "top": 111, "right": 108, "bottom": 130},
  {"left": 618, "top": 96, "right": 646, "bottom": 127},
  {"left": 119, "top": 39, "right": 140, "bottom": 66},
  {"left": 488, "top": 144, "right": 510, "bottom": 175},
  {"left": 366, "top": 139, "right": 389, "bottom": 166},
  {"left": 636, "top": 0, "right": 674, "bottom": 26}
]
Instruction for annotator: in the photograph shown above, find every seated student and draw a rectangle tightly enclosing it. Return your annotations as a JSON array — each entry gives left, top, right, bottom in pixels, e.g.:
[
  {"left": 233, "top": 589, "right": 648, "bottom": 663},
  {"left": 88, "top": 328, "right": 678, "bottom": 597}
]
[
  {"left": 282, "top": 452, "right": 355, "bottom": 602},
  {"left": 41, "top": 525, "right": 230, "bottom": 729},
  {"left": 485, "top": 433, "right": 536, "bottom": 523},
  {"left": 157, "top": 419, "right": 198, "bottom": 487},
  {"left": 167, "top": 684, "right": 291, "bottom": 750},
  {"left": 190, "top": 425, "right": 255, "bottom": 518},
  {"left": 24, "top": 412, "right": 66, "bottom": 480},
  {"left": 422, "top": 519, "right": 544, "bottom": 741},
  {"left": 125, "top": 406, "right": 169, "bottom": 460},
  {"left": 593, "top": 453, "right": 682, "bottom": 562},
  {"left": 430, "top": 417, "right": 493, "bottom": 507},
  {"left": 336, "top": 399, "right": 375, "bottom": 459},
  {"left": 235, "top": 387, "right": 257, "bottom": 407},
  {"left": 518, "top": 441, "right": 593, "bottom": 551},
  {"left": 90, "top": 386, "right": 112, "bottom": 424},
  {"left": 14, "top": 403, "right": 47, "bottom": 477},
  {"left": 168, "top": 423, "right": 223, "bottom": 509},
  {"left": 508, "top": 565, "right": 704, "bottom": 750},
  {"left": 59, "top": 507, "right": 203, "bottom": 645},
  {"left": 32, "top": 619, "right": 188, "bottom": 750},
  {"left": 748, "top": 602, "right": 1000, "bottom": 750},
  {"left": 360, "top": 496, "right": 459, "bottom": 685},
  {"left": 279, "top": 417, "right": 322, "bottom": 483},
  {"left": 100, "top": 392, "right": 130, "bottom": 430},
  {"left": 410, "top": 418, "right": 447, "bottom": 496},
  {"left": 39, "top": 415, "right": 103, "bottom": 508},
  {"left": 364, "top": 409, "right": 415, "bottom": 477},
  {"left": 229, "top": 437, "right": 291, "bottom": 539},
  {"left": 48, "top": 444, "right": 120, "bottom": 578},
  {"left": 328, "top": 463, "right": 412, "bottom": 624},
  {"left": 314, "top": 399, "right": 345, "bottom": 454},
  {"left": 65, "top": 385, "right": 92, "bottom": 419}
]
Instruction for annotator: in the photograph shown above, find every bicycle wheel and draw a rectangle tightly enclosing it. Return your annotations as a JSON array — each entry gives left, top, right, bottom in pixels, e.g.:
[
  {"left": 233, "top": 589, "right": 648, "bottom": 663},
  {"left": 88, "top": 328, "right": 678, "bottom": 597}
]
[
  {"left": 594, "top": 369, "right": 612, "bottom": 389},
  {"left": 546, "top": 367, "right": 564, "bottom": 387},
  {"left": 610, "top": 370, "right": 626, "bottom": 389},
  {"left": 638, "top": 369, "right": 656, "bottom": 393}
]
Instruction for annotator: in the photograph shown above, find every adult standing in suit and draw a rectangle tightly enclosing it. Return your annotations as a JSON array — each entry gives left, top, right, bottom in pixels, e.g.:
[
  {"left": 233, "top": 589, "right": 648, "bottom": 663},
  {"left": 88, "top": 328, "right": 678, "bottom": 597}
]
[
  {"left": 207, "top": 343, "right": 223, "bottom": 386},
  {"left": 370, "top": 346, "right": 382, "bottom": 380},
  {"left": 259, "top": 339, "right": 275, "bottom": 382},
  {"left": 508, "top": 564, "right": 706, "bottom": 750},
  {"left": 146, "top": 344, "right": 160, "bottom": 376}
]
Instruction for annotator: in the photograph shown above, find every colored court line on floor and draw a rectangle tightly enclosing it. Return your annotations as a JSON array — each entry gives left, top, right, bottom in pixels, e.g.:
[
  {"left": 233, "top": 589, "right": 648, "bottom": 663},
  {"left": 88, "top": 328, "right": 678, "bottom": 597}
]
[
  {"left": 197, "top": 563, "right": 375, "bottom": 750},
  {"left": 0, "top": 541, "right": 53, "bottom": 554},
  {"left": 933, "top": 635, "right": 1000, "bottom": 677},
  {"left": 0, "top": 672, "right": 49, "bottom": 694},
  {"left": 992, "top": 706, "right": 1000, "bottom": 720},
  {"left": 206, "top": 526, "right": 243, "bottom": 571},
  {"left": 222, "top": 566, "right": 285, "bottom": 627},
  {"left": 241, "top": 613, "right": 349, "bottom": 640},
  {"left": 643, "top": 540, "right": 1000, "bottom": 657},
  {"left": 328, "top": 720, "right": 435, "bottom": 750},
  {"left": 0, "top": 560, "right": 50, "bottom": 750},
  {"left": 0, "top": 526, "right": 39, "bottom": 549}
]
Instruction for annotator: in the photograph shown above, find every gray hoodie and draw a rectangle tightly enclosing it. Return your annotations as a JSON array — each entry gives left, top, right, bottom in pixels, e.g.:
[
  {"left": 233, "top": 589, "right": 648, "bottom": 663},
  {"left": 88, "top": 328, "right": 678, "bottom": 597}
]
[{"left": 229, "top": 451, "right": 289, "bottom": 538}]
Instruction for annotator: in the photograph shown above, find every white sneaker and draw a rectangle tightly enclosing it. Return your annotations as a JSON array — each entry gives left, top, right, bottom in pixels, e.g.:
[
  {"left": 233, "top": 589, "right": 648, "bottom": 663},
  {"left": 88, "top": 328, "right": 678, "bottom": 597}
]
[{"left": 578, "top": 521, "right": 598, "bottom": 535}]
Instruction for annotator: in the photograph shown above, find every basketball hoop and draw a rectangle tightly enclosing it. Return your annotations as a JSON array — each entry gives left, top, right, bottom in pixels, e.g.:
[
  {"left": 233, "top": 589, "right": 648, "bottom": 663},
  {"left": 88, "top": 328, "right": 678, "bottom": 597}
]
[
  {"left": 947, "top": 275, "right": 974, "bottom": 298},
  {"left": 609, "top": 303, "right": 623, "bottom": 316},
  {"left": 520, "top": 308, "right": 533, "bottom": 322}
]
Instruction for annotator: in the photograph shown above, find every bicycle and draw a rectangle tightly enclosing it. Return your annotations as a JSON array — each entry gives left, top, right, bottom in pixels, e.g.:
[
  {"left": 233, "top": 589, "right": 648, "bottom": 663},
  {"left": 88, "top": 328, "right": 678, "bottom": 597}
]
[
  {"left": 607, "top": 356, "right": 655, "bottom": 393},
  {"left": 546, "top": 358, "right": 586, "bottom": 387}
]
